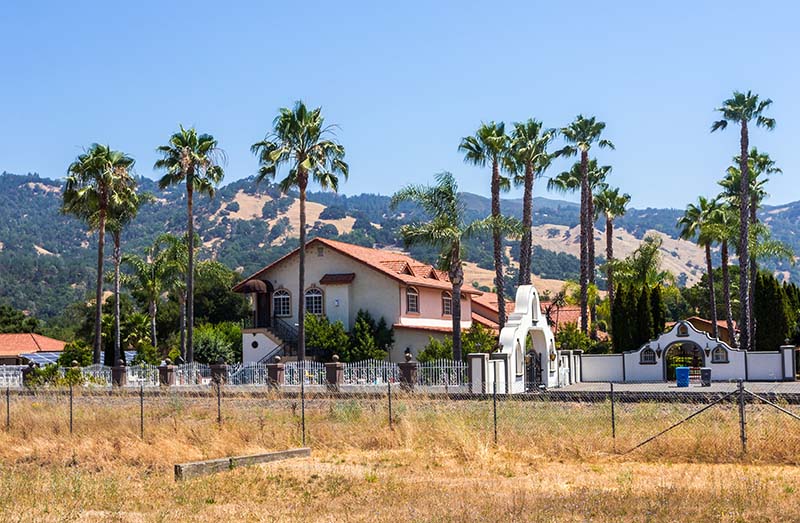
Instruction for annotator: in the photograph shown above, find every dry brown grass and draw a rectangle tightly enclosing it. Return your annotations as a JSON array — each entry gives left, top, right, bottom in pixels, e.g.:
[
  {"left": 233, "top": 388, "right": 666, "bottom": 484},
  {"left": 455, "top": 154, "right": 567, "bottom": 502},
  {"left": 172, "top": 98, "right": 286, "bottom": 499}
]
[{"left": 2, "top": 390, "right": 799, "bottom": 522}]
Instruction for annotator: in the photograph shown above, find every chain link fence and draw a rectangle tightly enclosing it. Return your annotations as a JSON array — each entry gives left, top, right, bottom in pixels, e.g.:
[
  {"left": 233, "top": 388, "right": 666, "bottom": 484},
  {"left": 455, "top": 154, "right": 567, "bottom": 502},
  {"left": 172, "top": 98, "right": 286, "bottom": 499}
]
[{"left": 4, "top": 375, "right": 800, "bottom": 463}]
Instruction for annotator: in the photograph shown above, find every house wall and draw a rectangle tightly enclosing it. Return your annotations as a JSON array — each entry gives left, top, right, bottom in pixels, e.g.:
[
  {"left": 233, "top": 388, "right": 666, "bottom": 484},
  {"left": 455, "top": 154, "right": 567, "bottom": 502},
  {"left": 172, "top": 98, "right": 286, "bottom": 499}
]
[
  {"left": 391, "top": 328, "right": 449, "bottom": 361},
  {"left": 242, "top": 331, "right": 280, "bottom": 364},
  {"left": 397, "top": 285, "right": 472, "bottom": 331},
  {"left": 258, "top": 244, "right": 400, "bottom": 331}
]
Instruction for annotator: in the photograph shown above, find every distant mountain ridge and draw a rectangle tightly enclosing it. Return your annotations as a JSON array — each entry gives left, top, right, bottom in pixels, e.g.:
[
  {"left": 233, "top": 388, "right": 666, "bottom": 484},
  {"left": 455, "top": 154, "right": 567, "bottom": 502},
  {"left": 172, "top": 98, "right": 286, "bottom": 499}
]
[{"left": 1, "top": 171, "right": 797, "bottom": 319}]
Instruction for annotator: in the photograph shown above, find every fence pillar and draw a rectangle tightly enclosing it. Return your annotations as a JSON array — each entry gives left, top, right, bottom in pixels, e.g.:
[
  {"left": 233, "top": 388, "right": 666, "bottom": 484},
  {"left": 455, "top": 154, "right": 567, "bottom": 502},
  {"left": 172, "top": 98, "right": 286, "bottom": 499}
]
[
  {"left": 158, "top": 360, "right": 176, "bottom": 387},
  {"left": 21, "top": 362, "right": 35, "bottom": 388},
  {"left": 467, "top": 353, "right": 489, "bottom": 394},
  {"left": 210, "top": 359, "right": 228, "bottom": 384},
  {"left": 780, "top": 345, "right": 796, "bottom": 381},
  {"left": 266, "top": 356, "right": 285, "bottom": 389},
  {"left": 325, "top": 355, "right": 344, "bottom": 391},
  {"left": 398, "top": 353, "right": 418, "bottom": 391},
  {"left": 112, "top": 360, "right": 127, "bottom": 387}
]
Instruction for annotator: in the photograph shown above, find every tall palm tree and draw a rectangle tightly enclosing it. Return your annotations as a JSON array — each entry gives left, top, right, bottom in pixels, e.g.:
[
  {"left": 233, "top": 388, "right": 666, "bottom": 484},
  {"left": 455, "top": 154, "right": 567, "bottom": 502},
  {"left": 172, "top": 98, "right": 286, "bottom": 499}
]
[
  {"left": 593, "top": 185, "right": 630, "bottom": 310},
  {"left": 459, "top": 122, "right": 511, "bottom": 329},
  {"left": 711, "top": 91, "right": 775, "bottom": 351},
  {"left": 548, "top": 158, "right": 610, "bottom": 336},
  {"left": 155, "top": 126, "right": 225, "bottom": 362},
  {"left": 62, "top": 144, "right": 135, "bottom": 364},
  {"left": 506, "top": 119, "right": 558, "bottom": 286},
  {"left": 121, "top": 234, "right": 173, "bottom": 350},
  {"left": 251, "top": 101, "right": 348, "bottom": 361},
  {"left": 677, "top": 196, "right": 720, "bottom": 338},
  {"left": 558, "top": 116, "right": 614, "bottom": 336},
  {"left": 106, "top": 184, "right": 149, "bottom": 364},
  {"left": 391, "top": 172, "right": 506, "bottom": 360},
  {"left": 720, "top": 149, "right": 781, "bottom": 346}
]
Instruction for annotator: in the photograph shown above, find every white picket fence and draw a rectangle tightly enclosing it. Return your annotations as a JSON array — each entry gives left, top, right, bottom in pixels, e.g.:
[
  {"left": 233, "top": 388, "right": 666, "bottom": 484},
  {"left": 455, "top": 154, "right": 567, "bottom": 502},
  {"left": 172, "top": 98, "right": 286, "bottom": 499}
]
[
  {"left": 343, "top": 359, "right": 399, "bottom": 385},
  {"left": 284, "top": 361, "right": 326, "bottom": 386},
  {"left": 418, "top": 359, "right": 468, "bottom": 387},
  {"left": 0, "top": 366, "right": 25, "bottom": 388}
]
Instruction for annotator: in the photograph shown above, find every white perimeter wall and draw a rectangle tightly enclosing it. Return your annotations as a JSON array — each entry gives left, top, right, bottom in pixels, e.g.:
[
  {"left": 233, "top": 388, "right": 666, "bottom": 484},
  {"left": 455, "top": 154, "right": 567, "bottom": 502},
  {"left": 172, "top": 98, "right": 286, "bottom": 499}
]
[{"left": 581, "top": 354, "right": 623, "bottom": 382}]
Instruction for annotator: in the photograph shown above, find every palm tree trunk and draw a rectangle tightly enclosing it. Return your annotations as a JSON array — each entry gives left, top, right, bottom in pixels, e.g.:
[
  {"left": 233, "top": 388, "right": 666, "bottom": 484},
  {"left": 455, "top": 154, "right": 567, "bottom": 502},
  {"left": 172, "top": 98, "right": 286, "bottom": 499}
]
[
  {"left": 451, "top": 242, "right": 463, "bottom": 361},
  {"left": 606, "top": 216, "right": 614, "bottom": 310},
  {"left": 178, "top": 293, "right": 186, "bottom": 360},
  {"left": 738, "top": 120, "right": 751, "bottom": 350},
  {"left": 588, "top": 192, "right": 597, "bottom": 339},
  {"left": 705, "top": 243, "right": 719, "bottom": 339},
  {"left": 721, "top": 239, "right": 736, "bottom": 347},
  {"left": 297, "top": 179, "right": 307, "bottom": 361},
  {"left": 186, "top": 184, "right": 195, "bottom": 362},
  {"left": 579, "top": 150, "right": 589, "bottom": 335},
  {"left": 518, "top": 162, "right": 533, "bottom": 286},
  {"left": 93, "top": 208, "right": 107, "bottom": 365},
  {"left": 491, "top": 159, "right": 506, "bottom": 329},
  {"left": 113, "top": 230, "right": 122, "bottom": 366},
  {"left": 149, "top": 300, "right": 157, "bottom": 348},
  {"left": 749, "top": 195, "right": 757, "bottom": 350}
]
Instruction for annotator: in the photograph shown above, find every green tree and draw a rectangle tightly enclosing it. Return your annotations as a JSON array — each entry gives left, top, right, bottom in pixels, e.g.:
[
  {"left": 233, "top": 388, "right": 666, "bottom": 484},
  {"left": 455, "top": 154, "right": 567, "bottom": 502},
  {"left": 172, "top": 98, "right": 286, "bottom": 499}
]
[
  {"left": 459, "top": 122, "right": 511, "bottom": 329},
  {"left": 711, "top": 91, "right": 776, "bottom": 351},
  {"left": 155, "top": 126, "right": 225, "bottom": 362},
  {"left": 558, "top": 116, "right": 615, "bottom": 336},
  {"left": 251, "top": 101, "right": 348, "bottom": 361},
  {"left": 611, "top": 284, "right": 632, "bottom": 353},
  {"left": 754, "top": 272, "right": 790, "bottom": 351},
  {"left": 57, "top": 340, "right": 93, "bottom": 367},
  {"left": 391, "top": 172, "right": 515, "bottom": 360},
  {"left": 0, "top": 304, "right": 39, "bottom": 333},
  {"left": 506, "top": 119, "right": 558, "bottom": 285},
  {"left": 62, "top": 144, "right": 135, "bottom": 363},
  {"left": 650, "top": 285, "right": 666, "bottom": 338},
  {"left": 593, "top": 185, "right": 630, "bottom": 311},
  {"left": 304, "top": 313, "right": 349, "bottom": 360},
  {"left": 677, "top": 197, "right": 720, "bottom": 338},
  {"left": 344, "top": 314, "right": 386, "bottom": 362},
  {"left": 706, "top": 202, "right": 739, "bottom": 346},
  {"left": 634, "top": 286, "right": 653, "bottom": 348}
]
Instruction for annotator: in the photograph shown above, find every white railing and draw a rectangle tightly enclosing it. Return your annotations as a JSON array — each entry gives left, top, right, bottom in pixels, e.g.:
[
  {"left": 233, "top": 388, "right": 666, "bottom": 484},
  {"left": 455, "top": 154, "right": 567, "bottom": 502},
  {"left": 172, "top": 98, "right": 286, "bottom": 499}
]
[
  {"left": 284, "top": 361, "right": 326, "bottom": 385},
  {"left": 228, "top": 363, "right": 270, "bottom": 386},
  {"left": 418, "top": 359, "right": 468, "bottom": 387},
  {"left": 175, "top": 363, "right": 211, "bottom": 386},
  {"left": 126, "top": 364, "right": 160, "bottom": 387},
  {"left": 343, "top": 359, "right": 398, "bottom": 385},
  {"left": 0, "top": 366, "right": 24, "bottom": 388},
  {"left": 78, "top": 364, "right": 112, "bottom": 386}
]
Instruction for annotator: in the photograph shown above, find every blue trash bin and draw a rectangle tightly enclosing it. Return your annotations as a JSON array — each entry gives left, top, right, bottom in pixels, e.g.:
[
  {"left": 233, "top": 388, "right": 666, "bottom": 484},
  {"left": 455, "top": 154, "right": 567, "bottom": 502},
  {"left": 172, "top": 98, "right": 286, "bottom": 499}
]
[{"left": 676, "top": 367, "right": 690, "bottom": 387}]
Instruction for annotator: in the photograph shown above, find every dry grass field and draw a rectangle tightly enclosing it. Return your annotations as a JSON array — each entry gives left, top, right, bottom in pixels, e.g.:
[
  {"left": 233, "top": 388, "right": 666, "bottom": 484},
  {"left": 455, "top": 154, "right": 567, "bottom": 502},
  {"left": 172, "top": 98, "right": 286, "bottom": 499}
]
[{"left": 1, "top": 390, "right": 799, "bottom": 522}]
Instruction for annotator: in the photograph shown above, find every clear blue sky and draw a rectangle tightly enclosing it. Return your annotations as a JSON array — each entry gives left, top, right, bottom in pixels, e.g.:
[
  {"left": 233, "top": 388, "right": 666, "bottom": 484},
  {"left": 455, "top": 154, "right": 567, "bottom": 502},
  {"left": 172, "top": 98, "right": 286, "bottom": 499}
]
[{"left": 1, "top": 1, "right": 797, "bottom": 209}]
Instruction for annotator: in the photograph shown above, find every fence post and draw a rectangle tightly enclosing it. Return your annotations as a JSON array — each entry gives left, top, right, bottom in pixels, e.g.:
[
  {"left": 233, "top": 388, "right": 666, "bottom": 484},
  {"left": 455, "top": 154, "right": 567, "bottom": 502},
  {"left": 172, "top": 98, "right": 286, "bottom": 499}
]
[
  {"left": 300, "top": 368, "right": 306, "bottom": 446},
  {"left": 5, "top": 386, "right": 9, "bottom": 431},
  {"left": 216, "top": 382, "right": 222, "bottom": 426},
  {"left": 388, "top": 380, "right": 393, "bottom": 430},
  {"left": 492, "top": 381, "right": 498, "bottom": 446},
  {"left": 610, "top": 382, "right": 616, "bottom": 443},
  {"left": 69, "top": 382, "right": 74, "bottom": 435},
  {"left": 737, "top": 379, "right": 747, "bottom": 454},
  {"left": 139, "top": 383, "right": 144, "bottom": 440}
]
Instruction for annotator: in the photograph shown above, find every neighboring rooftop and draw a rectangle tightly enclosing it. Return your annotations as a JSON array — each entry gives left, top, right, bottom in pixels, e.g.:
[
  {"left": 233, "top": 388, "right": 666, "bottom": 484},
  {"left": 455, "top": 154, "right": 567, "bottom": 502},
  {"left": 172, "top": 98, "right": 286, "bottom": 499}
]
[{"left": 0, "top": 333, "right": 66, "bottom": 357}]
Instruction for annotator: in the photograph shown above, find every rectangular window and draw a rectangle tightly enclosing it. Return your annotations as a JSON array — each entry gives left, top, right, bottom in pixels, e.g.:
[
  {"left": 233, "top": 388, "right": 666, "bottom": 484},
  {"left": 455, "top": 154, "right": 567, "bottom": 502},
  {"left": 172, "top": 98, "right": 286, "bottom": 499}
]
[{"left": 305, "top": 289, "right": 324, "bottom": 315}]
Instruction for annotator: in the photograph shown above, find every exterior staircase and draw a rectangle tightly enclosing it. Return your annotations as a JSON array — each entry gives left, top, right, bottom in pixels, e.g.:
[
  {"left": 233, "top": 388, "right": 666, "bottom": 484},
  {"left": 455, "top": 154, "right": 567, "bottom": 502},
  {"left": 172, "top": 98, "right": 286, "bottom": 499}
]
[{"left": 257, "top": 317, "right": 299, "bottom": 363}]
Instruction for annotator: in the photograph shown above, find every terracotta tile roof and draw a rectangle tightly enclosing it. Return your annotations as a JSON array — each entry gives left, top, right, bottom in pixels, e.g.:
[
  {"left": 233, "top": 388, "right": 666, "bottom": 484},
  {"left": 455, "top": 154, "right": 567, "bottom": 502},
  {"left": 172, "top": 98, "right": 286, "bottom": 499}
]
[
  {"left": 393, "top": 324, "right": 456, "bottom": 334},
  {"left": 471, "top": 312, "right": 499, "bottom": 331},
  {"left": 472, "top": 292, "right": 515, "bottom": 315},
  {"left": 319, "top": 273, "right": 356, "bottom": 285},
  {"left": 234, "top": 238, "right": 480, "bottom": 294},
  {"left": 666, "top": 317, "right": 737, "bottom": 332},
  {"left": 0, "top": 333, "right": 66, "bottom": 357}
]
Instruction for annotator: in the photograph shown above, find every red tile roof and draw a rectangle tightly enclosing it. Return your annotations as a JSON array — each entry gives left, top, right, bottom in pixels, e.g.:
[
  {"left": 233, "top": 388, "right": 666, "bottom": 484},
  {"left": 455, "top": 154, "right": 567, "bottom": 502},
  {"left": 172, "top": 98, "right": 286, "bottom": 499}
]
[
  {"left": 0, "top": 333, "right": 66, "bottom": 357},
  {"left": 234, "top": 238, "right": 480, "bottom": 294},
  {"left": 666, "top": 317, "right": 737, "bottom": 332}
]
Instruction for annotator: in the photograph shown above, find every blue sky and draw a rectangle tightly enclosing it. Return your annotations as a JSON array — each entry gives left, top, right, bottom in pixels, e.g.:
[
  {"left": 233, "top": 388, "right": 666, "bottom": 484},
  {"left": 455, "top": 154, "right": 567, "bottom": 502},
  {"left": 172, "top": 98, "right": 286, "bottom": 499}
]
[{"left": 1, "top": 1, "right": 797, "bottom": 208}]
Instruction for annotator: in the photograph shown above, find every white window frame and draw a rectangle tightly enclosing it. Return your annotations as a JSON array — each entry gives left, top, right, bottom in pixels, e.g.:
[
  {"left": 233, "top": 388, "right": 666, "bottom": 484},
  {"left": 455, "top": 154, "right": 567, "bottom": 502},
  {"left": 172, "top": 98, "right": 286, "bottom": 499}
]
[
  {"left": 305, "top": 288, "right": 324, "bottom": 316},
  {"left": 273, "top": 289, "right": 291, "bottom": 318},
  {"left": 442, "top": 291, "right": 453, "bottom": 317},
  {"left": 406, "top": 287, "right": 419, "bottom": 314},
  {"left": 712, "top": 346, "right": 729, "bottom": 363},
  {"left": 640, "top": 348, "right": 657, "bottom": 364}
]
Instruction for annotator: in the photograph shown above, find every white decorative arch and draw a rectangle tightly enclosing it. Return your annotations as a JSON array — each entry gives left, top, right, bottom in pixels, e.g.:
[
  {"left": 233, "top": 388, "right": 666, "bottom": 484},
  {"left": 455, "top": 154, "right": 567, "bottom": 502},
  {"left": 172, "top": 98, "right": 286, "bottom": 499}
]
[{"left": 497, "top": 285, "right": 559, "bottom": 392}]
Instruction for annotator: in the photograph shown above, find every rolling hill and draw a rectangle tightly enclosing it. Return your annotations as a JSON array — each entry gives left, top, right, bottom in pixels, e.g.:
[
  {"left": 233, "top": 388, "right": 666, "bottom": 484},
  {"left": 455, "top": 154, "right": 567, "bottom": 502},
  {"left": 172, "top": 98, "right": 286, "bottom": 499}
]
[{"left": 1, "top": 171, "right": 797, "bottom": 319}]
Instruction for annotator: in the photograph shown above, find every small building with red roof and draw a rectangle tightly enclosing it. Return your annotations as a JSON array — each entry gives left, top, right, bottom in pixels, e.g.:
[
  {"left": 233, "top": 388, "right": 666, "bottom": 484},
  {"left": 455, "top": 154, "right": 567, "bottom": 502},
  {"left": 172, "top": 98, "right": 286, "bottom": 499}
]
[{"left": 0, "top": 333, "right": 66, "bottom": 365}]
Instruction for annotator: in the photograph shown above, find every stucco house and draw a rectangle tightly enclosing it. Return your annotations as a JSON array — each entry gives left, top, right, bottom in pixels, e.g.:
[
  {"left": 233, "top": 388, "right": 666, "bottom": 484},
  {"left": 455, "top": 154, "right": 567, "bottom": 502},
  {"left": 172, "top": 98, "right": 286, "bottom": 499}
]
[{"left": 233, "top": 238, "right": 487, "bottom": 363}]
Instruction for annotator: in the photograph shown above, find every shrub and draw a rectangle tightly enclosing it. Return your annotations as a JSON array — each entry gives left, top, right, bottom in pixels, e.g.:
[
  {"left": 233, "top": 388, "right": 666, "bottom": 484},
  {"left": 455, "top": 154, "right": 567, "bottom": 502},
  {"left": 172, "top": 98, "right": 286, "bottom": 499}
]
[
  {"left": 305, "top": 314, "right": 349, "bottom": 359},
  {"left": 193, "top": 323, "right": 238, "bottom": 364},
  {"left": 57, "top": 340, "right": 93, "bottom": 367}
]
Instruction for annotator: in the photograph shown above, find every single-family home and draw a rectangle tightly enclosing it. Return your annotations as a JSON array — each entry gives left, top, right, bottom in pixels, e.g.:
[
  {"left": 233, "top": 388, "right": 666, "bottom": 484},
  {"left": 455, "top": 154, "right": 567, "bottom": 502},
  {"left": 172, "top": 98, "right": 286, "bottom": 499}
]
[{"left": 233, "top": 237, "right": 489, "bottom": 363}]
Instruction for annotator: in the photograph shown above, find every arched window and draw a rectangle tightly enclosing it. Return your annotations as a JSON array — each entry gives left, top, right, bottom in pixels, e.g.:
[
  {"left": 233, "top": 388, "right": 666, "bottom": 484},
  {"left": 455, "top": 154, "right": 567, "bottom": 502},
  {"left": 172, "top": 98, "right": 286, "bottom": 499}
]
[
  {"left": 515, "top": 341, "right": 524, "bottom": 377},
  {"left": 406, "top": 287, "right": 419, "bottom": 314},
  {"left": 640, "top": 348, "right": 657, "bottom": 364},
  {"left": 305, "top": 288, "right": 324, "bottom": 316},
  {"left": 712, "top": 346, "right": 729, "bottom": 363},
  {"left": 273, "top": 289, "right": 291, "bottom": 317},
  {"left": 442, "top": 291, "right": 453, "bottom": 316}
]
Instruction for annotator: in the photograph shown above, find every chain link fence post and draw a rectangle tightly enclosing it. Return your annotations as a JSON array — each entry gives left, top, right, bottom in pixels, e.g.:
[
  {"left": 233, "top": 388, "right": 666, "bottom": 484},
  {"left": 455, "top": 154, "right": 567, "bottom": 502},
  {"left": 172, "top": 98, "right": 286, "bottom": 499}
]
[
  {"left": 139, "top": 383, "right": 144, "bottom": 439},
  {"left": 300, "top": 369, "right": 306, "bottom": 446},
  {"left": 738, "top": 379, "right": 747, "bottom": 454},
  {"left": 69, "top": 383, "right": 74, "bottom": 435},
  {"left": 5, "top": 386, "right": 9, "bottom": 431},
  {"left": 216, "top": 381, "right": 222, "bottom": 426},
  {"left": 610, "top": 382, "right": 617, "bottom": 449},
  {"left": 492, "top": 381, "right": 498, "bottom": 446},
  {"left": 388, "top": 379, "right": 393, "bottom": 430}
]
